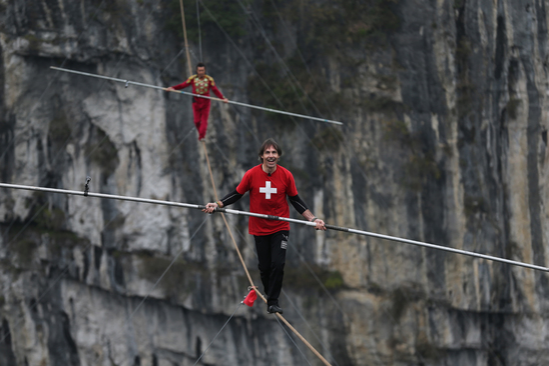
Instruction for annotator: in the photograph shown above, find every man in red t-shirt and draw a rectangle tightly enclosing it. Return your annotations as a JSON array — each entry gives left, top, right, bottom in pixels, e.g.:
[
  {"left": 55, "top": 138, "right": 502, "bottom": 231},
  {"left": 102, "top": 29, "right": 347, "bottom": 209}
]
[
  {"left": 167, "top": 62, "right": 228, "bottom": 140},
  {"left": 204, "top": 138, "right": 326, "bottom": 314}
]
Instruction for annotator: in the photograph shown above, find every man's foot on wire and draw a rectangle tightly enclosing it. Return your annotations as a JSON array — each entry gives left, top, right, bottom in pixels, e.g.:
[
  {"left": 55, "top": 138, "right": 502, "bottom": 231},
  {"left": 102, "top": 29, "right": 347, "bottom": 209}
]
[{"left": 267, "top": 305, "right": 283, "bottom": 314}]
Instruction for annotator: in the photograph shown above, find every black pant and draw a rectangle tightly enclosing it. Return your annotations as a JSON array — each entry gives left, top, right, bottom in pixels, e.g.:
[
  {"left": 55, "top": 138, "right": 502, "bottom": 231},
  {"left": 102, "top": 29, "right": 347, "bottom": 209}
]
[{"left": 254, "top": 230, "right": 289, "bottom": 306}]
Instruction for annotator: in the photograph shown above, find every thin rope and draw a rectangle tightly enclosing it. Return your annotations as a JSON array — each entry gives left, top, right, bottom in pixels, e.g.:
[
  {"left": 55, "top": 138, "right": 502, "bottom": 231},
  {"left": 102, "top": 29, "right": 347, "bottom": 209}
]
[
  {"left": 191, "top": 302, "right": 242, "bottom": 366},
  {"left": 128, "top": 216, "right": 209, "bottom": 319},
  {"left": 162, "top": 48, "right": 186, "bottom": 74},
  {"left": 189, "top": 48, "right": 201, "bottom": 63},
  {"left": 196, "top": 0, "right": 203, "bottom": 61},
  {"left": 179, "top": 0, "right": 194, "bottom": 76},
  {"left": 274, "top": 315, "right": 314, "bottom": 366}
]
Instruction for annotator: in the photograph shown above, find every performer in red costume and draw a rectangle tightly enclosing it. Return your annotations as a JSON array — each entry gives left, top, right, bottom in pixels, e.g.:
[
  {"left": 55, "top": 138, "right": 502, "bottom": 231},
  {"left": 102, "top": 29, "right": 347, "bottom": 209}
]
[
  {"left": 167, "top": 63, "right": 228, "bottom": 140},
  {"left": 203, "top": 138, "right": 326, "bottom": 314}
]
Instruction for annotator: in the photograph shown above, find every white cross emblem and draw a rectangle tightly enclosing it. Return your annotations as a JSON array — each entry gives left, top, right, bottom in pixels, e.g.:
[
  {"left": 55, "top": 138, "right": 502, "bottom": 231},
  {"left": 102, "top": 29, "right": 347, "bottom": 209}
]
[{"left": 259, "top": 181, "right": 277, "bottom": 199}]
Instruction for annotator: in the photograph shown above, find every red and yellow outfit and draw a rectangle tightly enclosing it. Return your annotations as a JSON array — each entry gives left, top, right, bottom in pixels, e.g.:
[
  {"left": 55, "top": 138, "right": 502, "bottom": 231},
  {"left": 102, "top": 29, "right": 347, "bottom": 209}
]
[{"left": 171, "top": 75, "right": 225, "bottom": 140}]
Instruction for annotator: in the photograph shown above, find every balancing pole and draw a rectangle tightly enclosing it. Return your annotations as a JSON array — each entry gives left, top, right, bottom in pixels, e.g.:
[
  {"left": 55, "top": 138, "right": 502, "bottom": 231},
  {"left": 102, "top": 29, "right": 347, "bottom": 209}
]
[
  {"left": 0, "top": 182, "right": 547, "bottom": 273},
  {"left": 50, "top": 66, "right": 343, "bottom": 126}
]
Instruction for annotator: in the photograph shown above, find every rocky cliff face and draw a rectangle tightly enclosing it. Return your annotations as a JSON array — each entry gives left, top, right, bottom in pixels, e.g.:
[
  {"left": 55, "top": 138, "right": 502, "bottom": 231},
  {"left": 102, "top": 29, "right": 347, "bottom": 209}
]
[{"left": 1, "top": 0, "right": 549, "bottom": 365}]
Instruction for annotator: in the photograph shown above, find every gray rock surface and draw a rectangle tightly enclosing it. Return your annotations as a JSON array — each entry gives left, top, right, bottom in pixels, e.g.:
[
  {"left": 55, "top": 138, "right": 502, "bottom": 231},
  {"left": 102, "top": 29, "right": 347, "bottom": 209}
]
[{"left": 1, "top": 0, "right": 549, "bottom": 365}]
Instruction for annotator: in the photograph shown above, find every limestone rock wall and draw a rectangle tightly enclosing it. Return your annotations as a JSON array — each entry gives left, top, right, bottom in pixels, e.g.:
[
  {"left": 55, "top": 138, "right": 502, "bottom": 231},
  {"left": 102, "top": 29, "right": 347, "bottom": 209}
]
[{"left": 1, "top": 0, "right": 549, "bottom": 365}]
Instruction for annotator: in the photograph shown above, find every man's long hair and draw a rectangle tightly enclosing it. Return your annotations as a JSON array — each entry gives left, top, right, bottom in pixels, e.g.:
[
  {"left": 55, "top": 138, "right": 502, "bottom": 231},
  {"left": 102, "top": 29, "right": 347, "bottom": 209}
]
[{"left": 258, "top": 138, "right": 282, "bottom": 162}]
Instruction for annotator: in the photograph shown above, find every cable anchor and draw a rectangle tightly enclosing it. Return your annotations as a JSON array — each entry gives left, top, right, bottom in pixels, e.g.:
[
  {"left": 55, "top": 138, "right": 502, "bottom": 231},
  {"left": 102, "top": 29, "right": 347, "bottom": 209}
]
[
  {"left": 84, "top": 176, "right": 91, "bottom": 196},
  {"left": 124, "top": 80, "right": 129, "bottom": 88}
]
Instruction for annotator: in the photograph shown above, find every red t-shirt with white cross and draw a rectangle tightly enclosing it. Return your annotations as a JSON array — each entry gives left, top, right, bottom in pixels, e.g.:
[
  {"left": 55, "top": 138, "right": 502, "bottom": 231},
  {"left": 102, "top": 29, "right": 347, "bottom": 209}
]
[{"left": 236, "top": 164, "right": 298, "bottom": 236}]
